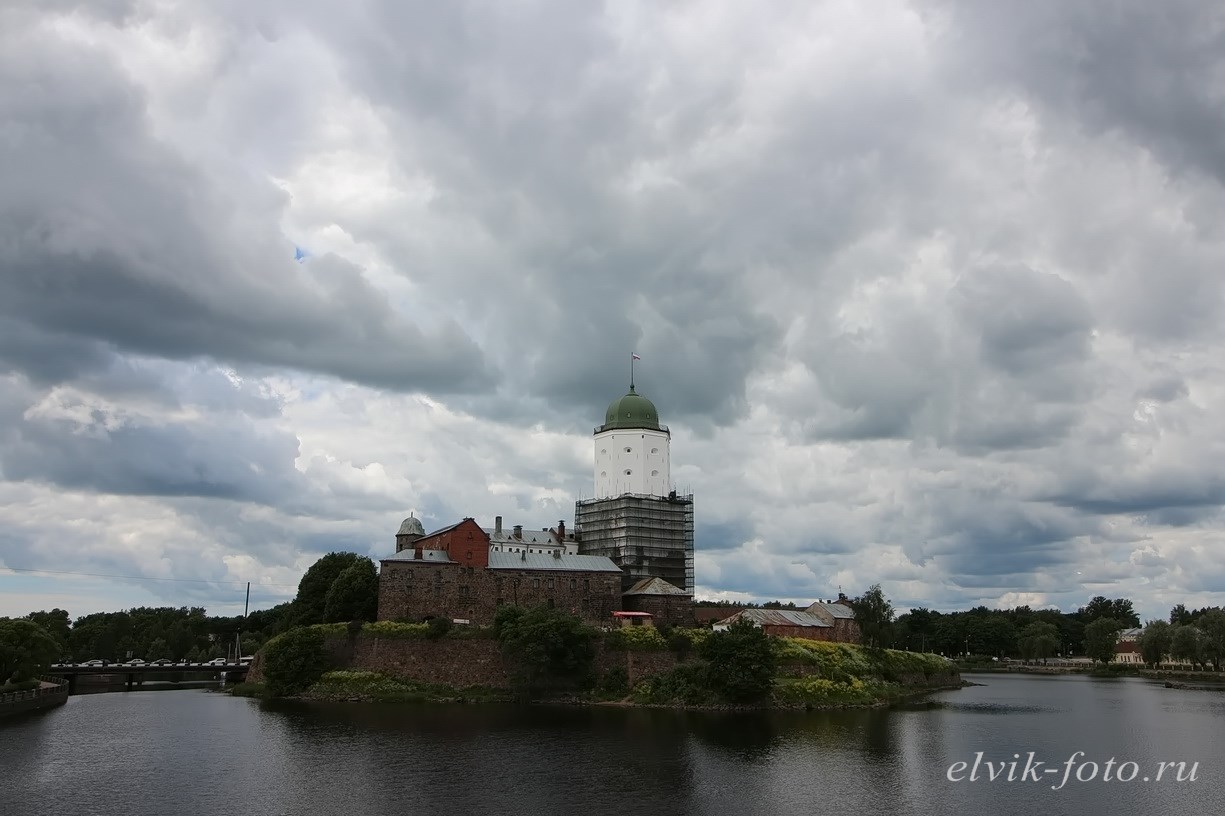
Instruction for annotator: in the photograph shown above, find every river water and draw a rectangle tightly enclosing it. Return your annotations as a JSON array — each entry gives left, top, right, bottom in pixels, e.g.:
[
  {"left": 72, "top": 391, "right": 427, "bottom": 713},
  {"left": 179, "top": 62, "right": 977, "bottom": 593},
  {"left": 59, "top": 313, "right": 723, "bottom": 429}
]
[{"left": 2, "top": 673, "right": 1222, "bottom": 816}]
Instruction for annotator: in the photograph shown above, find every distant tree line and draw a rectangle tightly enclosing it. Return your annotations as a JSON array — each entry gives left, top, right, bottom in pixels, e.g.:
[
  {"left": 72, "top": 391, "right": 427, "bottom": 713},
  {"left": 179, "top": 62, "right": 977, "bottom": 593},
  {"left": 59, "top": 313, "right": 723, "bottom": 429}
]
[{"left": 12, "top": 552, "right": 380, "bottom": 663}]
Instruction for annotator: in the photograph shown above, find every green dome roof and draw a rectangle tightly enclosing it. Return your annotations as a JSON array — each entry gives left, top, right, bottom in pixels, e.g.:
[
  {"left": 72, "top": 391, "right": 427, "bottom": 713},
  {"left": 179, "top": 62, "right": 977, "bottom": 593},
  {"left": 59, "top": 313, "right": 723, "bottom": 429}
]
[{"left": 600, "top": 386, "right": 662, "bottom": 432}]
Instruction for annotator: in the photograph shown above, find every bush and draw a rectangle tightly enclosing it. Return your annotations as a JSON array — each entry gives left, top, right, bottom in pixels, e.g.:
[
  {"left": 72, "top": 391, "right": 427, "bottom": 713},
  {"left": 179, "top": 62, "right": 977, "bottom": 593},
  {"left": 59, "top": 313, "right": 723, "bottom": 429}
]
[
  {"left": 426, "top": 617, "right": 453, "bottom": 641},
  {"left": 495, "top": 605, "right": 597, "bottom": 692},
  {"left": 632, "top": 664, "right": 715, "bottom": 706},
  {"left": 701, "top": 619, "right": 777, "bottom": 704},
  {"left": 598, "top": 666, "right": 629, "bottom": 698},
  {"left": 604, "top": 625, "right": 668, "bottom": 652},
  {"left": 262, "top": 627, "right": 330, "bottom": 698},
  {"left": 363, "top": 621, "right": 430, "bottom": 640}
]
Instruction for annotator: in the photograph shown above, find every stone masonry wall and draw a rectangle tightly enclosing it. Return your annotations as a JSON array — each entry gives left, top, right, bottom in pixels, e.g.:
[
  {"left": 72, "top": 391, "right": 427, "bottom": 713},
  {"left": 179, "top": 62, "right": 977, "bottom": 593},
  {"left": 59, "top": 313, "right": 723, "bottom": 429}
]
[
  {"left": 248, "top": 634, "right": 683, "bottom": 689},
  {"left": 378, "top": 561, "right": 621, "bottom": 627}
]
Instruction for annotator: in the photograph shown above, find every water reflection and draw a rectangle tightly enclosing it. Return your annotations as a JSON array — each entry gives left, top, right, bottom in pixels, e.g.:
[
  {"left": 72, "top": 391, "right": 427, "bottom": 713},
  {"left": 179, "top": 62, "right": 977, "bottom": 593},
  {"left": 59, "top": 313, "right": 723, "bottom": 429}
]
[{"left": 2, "top": 674, "right": 1222, "bottom": 816}]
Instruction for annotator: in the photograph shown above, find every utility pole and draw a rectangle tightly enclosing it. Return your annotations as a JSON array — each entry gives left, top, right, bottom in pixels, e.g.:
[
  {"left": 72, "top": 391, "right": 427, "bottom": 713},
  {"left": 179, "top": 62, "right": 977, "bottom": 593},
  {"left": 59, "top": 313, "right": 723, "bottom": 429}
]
[{"left": 235, "top": 582, "right": 250, "bottom": 662}]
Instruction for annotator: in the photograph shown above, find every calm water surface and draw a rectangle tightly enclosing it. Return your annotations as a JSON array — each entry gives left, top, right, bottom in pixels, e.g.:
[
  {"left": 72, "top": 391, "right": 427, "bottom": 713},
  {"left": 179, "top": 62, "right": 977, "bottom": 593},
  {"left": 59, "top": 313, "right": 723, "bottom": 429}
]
[{"left": 3, "top": 673, "right": 1222, "bottom": 816}]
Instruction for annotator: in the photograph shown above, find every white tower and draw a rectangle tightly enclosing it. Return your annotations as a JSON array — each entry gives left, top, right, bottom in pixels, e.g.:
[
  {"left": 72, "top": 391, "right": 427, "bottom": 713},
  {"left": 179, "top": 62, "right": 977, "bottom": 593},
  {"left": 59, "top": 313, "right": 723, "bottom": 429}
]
[
  {"left": 577, "top": 362, "right": 693, "bottom": 593},
  {"left": 593, "top": 384, "right": 670, "bottom": 498}
]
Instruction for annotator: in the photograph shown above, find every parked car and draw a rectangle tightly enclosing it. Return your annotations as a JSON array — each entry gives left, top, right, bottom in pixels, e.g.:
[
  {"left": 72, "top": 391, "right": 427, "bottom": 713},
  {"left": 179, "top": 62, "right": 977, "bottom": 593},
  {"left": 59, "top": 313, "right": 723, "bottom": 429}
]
[
  {"left": 124, "top": 659, "right": 146, "bottom": 666},
  {"left": 207, "top": 657, "right": 229, "bottom": 666},
  {"left": 150, "top": 658, "right": 174, "bottom": 665}
]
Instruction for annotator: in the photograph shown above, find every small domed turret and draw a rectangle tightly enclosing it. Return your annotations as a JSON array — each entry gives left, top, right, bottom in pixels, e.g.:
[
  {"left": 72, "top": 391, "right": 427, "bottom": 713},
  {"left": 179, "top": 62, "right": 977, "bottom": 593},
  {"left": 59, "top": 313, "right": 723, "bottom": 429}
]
[
  {"left": 397, "top": 515, "right": 425, "bottom": 537},
  {"left": 395, "top": 514, "right": 425, "bottom": 553}
]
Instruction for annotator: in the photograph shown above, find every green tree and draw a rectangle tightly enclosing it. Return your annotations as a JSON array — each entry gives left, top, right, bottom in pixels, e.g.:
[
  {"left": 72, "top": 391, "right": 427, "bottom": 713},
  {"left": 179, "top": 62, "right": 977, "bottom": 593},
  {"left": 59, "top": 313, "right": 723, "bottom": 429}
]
[
  {"left": 0, "top": 618, "right": 62, "bottom": 684},
  {"left": 1171, "top": 625, "right": 1204, "bottom": 668},
  {"left": 700, "top": 617, "right": 777, "bottom": 704},
  {"left": 495, "top": 605, "right": 597, "bottom": 693},
  {"left": 322, "top": 557, "right": 379, "bottom": 623},
  {"left": 1137, "top": 621, "right": 1173, "bottom": 668},
  {"left": 262, "top": 627, "right": 330, "bottom": 698},
  {"left": 1080, "top": 597, "right": 1140, "bottom": 628},
  {"left": 1083, "top": 618, "right": 1124, "bottom": 665},
  {"left": 24, "top": 609, "right": 71, "bottom": 652},
  {"left": 1018, "top": 622, "right": 1061, "bottom": 663},
  {"left": 146, "top": 638, "right": 171, "bottom": 661},
  {"left": 292, "top": 552, "right": 364, "bottom": 626},
  {"left": 1195, "top": 610, "right": 1225, "bottom": 671},
  {"left": 850, "top": 584, "right": 895, "bottom": 648},
  {"left": 1170, "top": 604, "right": 1193, "bottom": 626}
]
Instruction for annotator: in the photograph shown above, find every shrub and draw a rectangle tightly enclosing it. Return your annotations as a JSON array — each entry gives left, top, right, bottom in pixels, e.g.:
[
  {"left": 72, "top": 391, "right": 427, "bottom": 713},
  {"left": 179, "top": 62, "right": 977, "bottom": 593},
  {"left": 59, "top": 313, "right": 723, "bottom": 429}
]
[
  {"left": 632, "top": 664, "right": 714, "bottom": 706},
  {"left": 262, "top": 627, "right": 330, "bottom": 698},
  {"left": 495, "top": 605, "right": 597, "bottom": 692},
  {"left": 598, "top": 666, "right": 629, "bottom": 698},
  {"left": 363, "top": 621, "right": 430, "bottom": 640},
  {"left": 604, "top": 625, "right": 668, "bottom": 652},
  {"left": 426, "top": 617, "right": 453, "bottom": 641},
  {"left": 701, "top": 619, "right": 776, "bottom": 704}
]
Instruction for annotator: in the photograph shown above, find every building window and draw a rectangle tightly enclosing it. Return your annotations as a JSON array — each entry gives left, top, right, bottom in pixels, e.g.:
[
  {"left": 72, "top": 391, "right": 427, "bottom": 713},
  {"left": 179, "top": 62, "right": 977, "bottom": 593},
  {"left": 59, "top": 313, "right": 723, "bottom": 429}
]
[
  {"left": 497, "top": 598, "right": 504, "bottom": 606},
  {"left": 584, "top": 579, "right": 590, "bottom": 591},
  {"left": 651, "top": 470, "right": 659, "bottom": 476},
  {"left": 467, "top": 550, "right": 472, "bottom": 560},
  {"left": 547, "top": 578, "right": 554, "bottom": 589},
  {"left": 651, "top": 447, "right": 658, "bottom": 454},
  {"left": 570, "top": 579, "right": 576, "bottom": 590},
  {"left": 600, "top": 471, "right": 606, "bottom": 477},
  {"left": 547, "top": 598, "right": 555, "bottom": 609},
  {"left": 405, "top": 585, "right": 412, "bottom": 595},
  {"left": 533, "top": 578, "right": 541, "bottom": 589},
  {"left": 624, "top": 447, "right": 632, "bottom": 453},
  {"left": 459, "top": 586, "right": 469, "bottom": 597},
  {"left": 625, "top": 469, "right": 632, "bottom": 476}
]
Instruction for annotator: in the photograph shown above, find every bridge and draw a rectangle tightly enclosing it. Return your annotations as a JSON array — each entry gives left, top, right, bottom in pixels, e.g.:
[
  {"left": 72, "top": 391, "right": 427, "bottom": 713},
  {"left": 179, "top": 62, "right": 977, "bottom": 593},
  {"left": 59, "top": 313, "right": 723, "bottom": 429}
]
[{"left": 49, "top": 662, "right": 249, "bottom": 692}]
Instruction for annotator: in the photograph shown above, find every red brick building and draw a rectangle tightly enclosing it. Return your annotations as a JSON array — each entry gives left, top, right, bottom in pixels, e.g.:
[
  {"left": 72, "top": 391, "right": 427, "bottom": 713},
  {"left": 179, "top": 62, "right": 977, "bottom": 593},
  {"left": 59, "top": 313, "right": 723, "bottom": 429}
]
[{"left": 804, "top": 599, "right": 861, "bottom": 643}]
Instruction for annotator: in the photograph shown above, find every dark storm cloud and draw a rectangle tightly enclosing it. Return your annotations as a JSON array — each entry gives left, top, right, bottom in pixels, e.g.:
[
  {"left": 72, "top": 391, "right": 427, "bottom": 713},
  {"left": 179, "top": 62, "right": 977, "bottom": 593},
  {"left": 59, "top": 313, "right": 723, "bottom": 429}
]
[
  {"left": 4, "top": 0, "right": 1225, "bottom": 616},
  {"left": 0, "top": 16, "right": 494, "bottom": 396},
  {"left": 938, "top": 0, "right": 1225, "bottom": 185},
  {"left": 0, "top": 392, "right": 304, "bottom": 504}
]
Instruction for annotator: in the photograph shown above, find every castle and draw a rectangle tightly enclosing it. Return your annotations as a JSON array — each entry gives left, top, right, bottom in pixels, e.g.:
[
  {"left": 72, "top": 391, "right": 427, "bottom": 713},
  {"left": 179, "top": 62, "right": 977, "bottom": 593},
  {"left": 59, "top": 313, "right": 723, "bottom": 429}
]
[{"left": 377, "top": 367, "right": 696, "bottom": 627}]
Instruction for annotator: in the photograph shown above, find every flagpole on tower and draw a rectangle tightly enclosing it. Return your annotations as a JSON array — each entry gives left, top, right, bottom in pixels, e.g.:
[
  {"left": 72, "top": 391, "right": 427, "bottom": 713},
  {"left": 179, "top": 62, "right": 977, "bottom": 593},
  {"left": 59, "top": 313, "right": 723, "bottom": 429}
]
[{"left": 630, "top": 352, "right": 641, "bottom": 391}]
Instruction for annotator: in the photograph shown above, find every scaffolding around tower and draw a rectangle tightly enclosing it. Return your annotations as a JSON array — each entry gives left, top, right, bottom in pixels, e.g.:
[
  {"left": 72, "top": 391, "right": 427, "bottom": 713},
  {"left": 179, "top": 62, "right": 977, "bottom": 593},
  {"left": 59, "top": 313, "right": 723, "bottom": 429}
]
[{"left": 574, "top": 492, "right": 694, "bottom": 593}]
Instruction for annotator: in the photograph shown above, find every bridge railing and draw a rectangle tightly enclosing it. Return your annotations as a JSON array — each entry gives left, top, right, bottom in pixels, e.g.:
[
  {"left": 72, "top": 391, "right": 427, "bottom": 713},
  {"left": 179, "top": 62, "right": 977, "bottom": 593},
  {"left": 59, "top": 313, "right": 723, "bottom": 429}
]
[{"left": 0, "top": 676, "right": 69, "bottom": 705}]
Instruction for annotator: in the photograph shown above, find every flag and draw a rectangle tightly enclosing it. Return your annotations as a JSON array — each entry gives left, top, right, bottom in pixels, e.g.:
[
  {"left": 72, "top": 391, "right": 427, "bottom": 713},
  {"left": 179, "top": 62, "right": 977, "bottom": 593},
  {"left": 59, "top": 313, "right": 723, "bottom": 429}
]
[{"left": 632, "top": 353, "right": 641, "bottom": 360}]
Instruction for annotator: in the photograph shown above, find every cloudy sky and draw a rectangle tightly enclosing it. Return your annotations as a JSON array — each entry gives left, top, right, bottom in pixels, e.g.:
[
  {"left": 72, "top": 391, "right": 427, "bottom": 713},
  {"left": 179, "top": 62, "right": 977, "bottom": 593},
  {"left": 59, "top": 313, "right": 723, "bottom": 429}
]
[{"left": 2, "top": 0, "right": 1224, "bottom": 622}]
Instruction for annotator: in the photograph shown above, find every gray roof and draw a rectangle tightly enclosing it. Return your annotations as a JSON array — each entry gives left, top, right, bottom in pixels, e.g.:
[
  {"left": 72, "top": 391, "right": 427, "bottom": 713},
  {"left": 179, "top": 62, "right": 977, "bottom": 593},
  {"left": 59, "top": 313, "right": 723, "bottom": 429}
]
[
  {"left": 807, "top": 601, "right": 856, "bottom": 619},
  {"left": 624, "top": 577, "right": 690, "bottom": 596},
  {"left": 382, "top": 549, "right": 455, "bottom": 563},
  {"left": 397, "top": 516, "right": 425, "bottom": 536},
  {"left": 482, "top": 527, "right": 561, "bottom": 547},
  {"left": 487, "top": 551, "right": 621, "bottom": 573},
  {"left": 717, "top": 608, "right": 831, "bottom": 628}
]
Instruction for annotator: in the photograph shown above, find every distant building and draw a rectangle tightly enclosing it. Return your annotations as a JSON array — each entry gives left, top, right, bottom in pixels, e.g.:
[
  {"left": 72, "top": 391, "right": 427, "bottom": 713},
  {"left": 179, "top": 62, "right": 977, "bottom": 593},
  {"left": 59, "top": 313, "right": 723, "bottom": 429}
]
[
  {"left": 378, "top": 517, "right": 621, "bottom": 626},
  {"left": 805, "top": 597, "right": 860, "bottom": 643},
  {"left": 622, "top": 577, "right": 694, "bottom": 628},
  {"left": 1114, "top": 627, "right": 1145, "bottom": 665},
  {"left": 576, "top": 377, "right": 694, "bottom": 593},
  {"left": 712, "top": 608, "right": 834, "bottom": 640}
]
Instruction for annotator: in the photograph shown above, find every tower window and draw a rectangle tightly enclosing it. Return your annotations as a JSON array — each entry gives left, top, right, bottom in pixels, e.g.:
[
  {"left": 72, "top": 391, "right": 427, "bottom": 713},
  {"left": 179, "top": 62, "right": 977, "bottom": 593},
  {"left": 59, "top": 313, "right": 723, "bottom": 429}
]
[
  {"left": 651, "top": 447, "right": 658, "bottom": 454},
  {"left": 624, "top": 447, "right": 632, "bottom": 453},
  {"left": 651, "top": 470, "right": 659, "bottom": 476},
  {"left": 625, "top": 469, "right": 632, "bottom": 476},
  {"left": 600, "top": 471, "right": 607, "bottom": 477}
]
